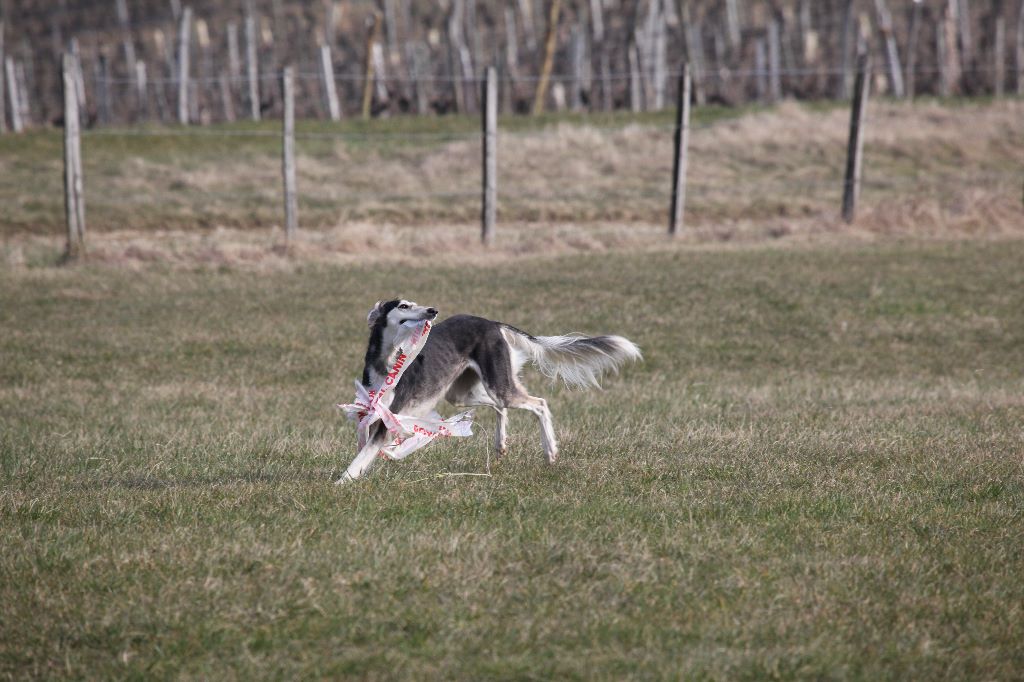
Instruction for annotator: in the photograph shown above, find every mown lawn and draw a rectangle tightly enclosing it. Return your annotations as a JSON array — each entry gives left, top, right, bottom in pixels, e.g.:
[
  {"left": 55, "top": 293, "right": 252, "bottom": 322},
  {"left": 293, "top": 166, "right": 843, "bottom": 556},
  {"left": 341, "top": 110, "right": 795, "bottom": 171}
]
[{"left": 1, "top": 239, "right": 1022, "bottom": 679}]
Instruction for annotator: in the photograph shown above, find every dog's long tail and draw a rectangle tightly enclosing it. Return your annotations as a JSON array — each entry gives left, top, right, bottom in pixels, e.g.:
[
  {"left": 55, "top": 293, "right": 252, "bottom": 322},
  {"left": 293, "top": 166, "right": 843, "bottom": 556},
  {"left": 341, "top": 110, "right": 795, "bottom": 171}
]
[{"left": 500, "top": 326, "right": 642, "bottom": 389}]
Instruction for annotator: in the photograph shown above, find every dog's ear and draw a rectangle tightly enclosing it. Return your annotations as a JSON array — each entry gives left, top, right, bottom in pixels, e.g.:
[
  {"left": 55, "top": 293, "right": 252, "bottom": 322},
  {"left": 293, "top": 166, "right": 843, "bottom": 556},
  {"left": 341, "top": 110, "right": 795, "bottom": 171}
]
[{"left": 366, "top": 301, "right": 384, "bottom": 328}]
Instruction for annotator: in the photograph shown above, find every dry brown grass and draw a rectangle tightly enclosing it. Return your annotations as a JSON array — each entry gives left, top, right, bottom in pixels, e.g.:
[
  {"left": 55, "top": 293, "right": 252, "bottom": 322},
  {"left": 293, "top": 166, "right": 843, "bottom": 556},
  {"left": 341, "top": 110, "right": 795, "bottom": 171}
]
[{"left": 1, "top": 100, "right": 1021, "bottom": 269}]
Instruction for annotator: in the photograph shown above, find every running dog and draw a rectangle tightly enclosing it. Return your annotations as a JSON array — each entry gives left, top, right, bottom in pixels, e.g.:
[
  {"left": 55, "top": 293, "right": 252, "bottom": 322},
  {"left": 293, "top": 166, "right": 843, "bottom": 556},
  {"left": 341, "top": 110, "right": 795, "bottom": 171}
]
[{"left": 337, "top": 299, "right": 641, "bottom": 483}]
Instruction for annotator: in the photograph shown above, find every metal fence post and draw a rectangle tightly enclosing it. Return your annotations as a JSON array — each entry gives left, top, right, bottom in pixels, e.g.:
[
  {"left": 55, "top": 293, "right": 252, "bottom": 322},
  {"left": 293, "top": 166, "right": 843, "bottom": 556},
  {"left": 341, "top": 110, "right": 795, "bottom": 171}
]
[
  {"left": 842, "top": 53, "right": 870, "bottom": 224},
  {"left": 669, "top": 64, "right": 692, "bottom": 237}
]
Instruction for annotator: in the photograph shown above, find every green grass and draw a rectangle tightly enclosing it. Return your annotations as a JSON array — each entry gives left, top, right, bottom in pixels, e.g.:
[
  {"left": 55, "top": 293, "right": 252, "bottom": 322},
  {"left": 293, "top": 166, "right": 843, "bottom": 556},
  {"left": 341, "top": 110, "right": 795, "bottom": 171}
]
[{"left": 2, "top": 239, "right": 1023, "bottom": 679}]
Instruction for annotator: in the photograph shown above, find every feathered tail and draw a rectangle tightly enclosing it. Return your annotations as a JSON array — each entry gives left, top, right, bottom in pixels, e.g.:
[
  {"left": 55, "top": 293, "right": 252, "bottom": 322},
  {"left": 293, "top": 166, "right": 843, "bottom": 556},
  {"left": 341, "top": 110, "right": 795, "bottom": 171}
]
[{"left": 501, "top": 326, "right": 642, "bottom": 389}]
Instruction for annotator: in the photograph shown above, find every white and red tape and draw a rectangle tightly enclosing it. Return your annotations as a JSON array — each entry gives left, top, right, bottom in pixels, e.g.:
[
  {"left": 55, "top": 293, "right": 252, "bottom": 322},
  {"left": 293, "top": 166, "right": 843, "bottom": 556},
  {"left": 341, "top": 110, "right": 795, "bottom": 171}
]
[{"left": 337, "top": 319, "right": 474, "bottom": 461}]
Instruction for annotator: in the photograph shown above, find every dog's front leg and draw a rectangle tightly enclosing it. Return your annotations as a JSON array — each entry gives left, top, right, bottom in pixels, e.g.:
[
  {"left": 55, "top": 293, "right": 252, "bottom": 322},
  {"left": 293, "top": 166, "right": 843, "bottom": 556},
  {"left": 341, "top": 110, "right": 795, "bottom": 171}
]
[{"left": 336, "top": 436, "right": 384, "bottom": 484}]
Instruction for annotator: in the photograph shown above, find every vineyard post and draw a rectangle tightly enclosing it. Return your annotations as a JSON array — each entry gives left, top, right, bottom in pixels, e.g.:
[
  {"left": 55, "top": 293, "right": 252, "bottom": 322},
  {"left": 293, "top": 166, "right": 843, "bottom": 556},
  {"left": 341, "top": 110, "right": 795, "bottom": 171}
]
[
  {"left": 532, "top": 0, "right": 561, "bottom": 115},
  {"left": 874, "top": 0, "right": 904, "bottom": 97},
  {"left": 97, "top": 51, "right": 112, "bottom": 125},
  {"left": 994, "top": 15, "right": 1006, "bottom": 98},
  {"left": 768, "top": 17, "right": 782, "bottom": 102},
  {"left": 4, "top": 56, "right": 20, "bottom": 132},
  {"left": 906, "top": 0, "right": 922, "bottom": 99},
  {"left": 1017, "top": 0, "right": 1024, "bottom": 96},
  {"left": 177, "top": 6, "right": 192, "bottom": 124},
  {"left": 245, "top": 3, "right": 260, "bottom": 121},
  {"left": 218, "top": 72, "right": 235, "bottom": 121},
  {"left": 320, "top": 44, "right": 341, "bottom": 121},
  {"left": 362, "top": 13, "right": 381, "bottom": 119},
  {"left": 0, "top": 18, "right": 6, "bottom": 133}
]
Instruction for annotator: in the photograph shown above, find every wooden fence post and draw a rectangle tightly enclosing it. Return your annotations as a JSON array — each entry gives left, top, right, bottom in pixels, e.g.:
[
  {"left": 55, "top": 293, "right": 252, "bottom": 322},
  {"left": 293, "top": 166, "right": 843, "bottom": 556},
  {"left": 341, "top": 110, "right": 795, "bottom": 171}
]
[
  {"left": 628, "top": 42, "right": 642, "bottom": 112},
  {"left": 97, "top": 52, "right": 112, "bottom": 125},
  {"left": 942, "top": 0, "right": 961, "bottom": 96},
  {"left": 5, "top": 56, "right": 20, "bottom": 132},
  {"left": 245, "top": 3, "right": 260, "bottom": 121},
  {"left": 668, "top": 64, "right": 691, "bottom": 237},
  {"left": 842, "top": 53, "right": 870, "bottom": 224},
  {"left": 62, "top": 53, "right": 85, "bottom": 260},
  {"left": 14, "top": 60, "right": 28, "bottom": 127},
  {"left": 227, "top": 22, "right": 241, "bottom": 83},
  {"left": 569, "top": 23, "right": 584, "bottom": 111},
  {"left": 219, "top": 72, "right": 235, "bottom": 121},
  {"left": 281, "top": 66, "right": 297, "bottom": 243},
  {"left": 319, "top": 43, "right": 341, "bottom": 121},
  {"left": 177, "top": 6, "right": 192, "bottom": 124},
  {"left": 532, "top": 0, "right": 561, "bottom": 115},
  {"left": 481, "top": 66, "right": 497, "bottom": 246},
  {"left": 755, "top": 37, "right": 767, "bottom": 102},
  {"left": 136, "top": 60, "right": 149, "bottom": 119}
]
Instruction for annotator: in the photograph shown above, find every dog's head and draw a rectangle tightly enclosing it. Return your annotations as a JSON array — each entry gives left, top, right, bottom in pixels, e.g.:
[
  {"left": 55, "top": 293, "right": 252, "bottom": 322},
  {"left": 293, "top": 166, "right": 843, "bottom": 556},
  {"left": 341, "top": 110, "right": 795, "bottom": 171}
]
[{"left": 366, "top": 299, "right": 438, "bottom": 330}]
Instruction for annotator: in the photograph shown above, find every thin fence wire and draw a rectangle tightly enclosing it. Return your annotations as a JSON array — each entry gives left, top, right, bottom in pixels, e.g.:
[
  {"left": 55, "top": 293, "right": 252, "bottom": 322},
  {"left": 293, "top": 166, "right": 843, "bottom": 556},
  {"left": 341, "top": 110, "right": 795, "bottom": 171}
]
[
  {"left": 81, "top": 127, "right": 484, "bottom": 141},
  {"left": 22, "top": 96, "right": 1022, "bottom": 233},
  {"left": 77, "top": 166, "right": 1020, "bottom": 208},
  {"left": 77, "top": 112, "right": 806, "bottom": 142},
  {"left": 92, "top": 62, "right": 1015, "bottom": 88}
]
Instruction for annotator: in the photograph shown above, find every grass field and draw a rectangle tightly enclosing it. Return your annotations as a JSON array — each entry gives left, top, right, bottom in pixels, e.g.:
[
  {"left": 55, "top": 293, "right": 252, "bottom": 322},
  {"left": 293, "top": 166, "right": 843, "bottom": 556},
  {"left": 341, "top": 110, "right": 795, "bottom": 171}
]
[{"left": 2, "top": 237, "right": 1023, "bottom": 679}]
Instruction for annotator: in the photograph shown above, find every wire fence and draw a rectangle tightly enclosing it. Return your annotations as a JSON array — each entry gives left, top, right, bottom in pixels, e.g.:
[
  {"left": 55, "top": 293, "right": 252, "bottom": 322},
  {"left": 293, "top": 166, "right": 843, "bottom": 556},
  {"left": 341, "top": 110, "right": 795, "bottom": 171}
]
[
  {"left": 88, "top": 62, "right": 1018, "bottom": 88},
  {"left": 7, "top": 61, "right": 1018, "bottom": 260}
]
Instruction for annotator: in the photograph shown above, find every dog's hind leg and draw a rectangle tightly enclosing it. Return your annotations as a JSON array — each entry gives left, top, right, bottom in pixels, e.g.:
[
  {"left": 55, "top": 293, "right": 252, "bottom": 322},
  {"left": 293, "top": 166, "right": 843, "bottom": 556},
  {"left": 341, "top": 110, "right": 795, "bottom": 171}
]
[
  {"left": 494, "top": 407, "right": 508, "bottom": 458},
  {"left": 507, "top": 394, "right": 558, "bottom": 464},
  {"left": 470, "top": 339, "right": 558, "bottom": 464}
]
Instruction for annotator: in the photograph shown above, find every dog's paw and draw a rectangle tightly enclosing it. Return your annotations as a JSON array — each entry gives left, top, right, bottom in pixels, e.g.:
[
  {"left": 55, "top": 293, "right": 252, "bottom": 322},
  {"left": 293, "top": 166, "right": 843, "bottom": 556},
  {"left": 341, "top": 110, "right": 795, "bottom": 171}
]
[{"left": 334, "top": 472, "right": 356, "bottom": 485}]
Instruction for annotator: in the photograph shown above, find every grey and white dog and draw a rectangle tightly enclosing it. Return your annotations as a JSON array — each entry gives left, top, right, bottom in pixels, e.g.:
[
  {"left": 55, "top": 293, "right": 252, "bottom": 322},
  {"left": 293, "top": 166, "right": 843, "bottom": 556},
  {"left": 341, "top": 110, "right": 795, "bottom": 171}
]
[{"left": 336, "top": 299, "right": 642, "bottom": 483}]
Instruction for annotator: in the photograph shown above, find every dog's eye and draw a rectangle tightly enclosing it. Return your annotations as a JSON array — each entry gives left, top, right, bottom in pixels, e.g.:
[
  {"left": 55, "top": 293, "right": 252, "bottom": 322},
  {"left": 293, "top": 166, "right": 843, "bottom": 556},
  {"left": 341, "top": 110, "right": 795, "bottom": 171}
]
[{"left": 398, "top": 303, "right": 409, "bottom": 310}]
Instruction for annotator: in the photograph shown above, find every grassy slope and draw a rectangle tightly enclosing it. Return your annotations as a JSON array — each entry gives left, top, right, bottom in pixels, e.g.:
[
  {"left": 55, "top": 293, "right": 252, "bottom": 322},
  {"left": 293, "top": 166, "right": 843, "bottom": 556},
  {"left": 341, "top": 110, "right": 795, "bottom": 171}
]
[
  {"left": 1, "top": 240, "right": 1022, "bottom": 679},
  {"left": 3, "top": 99, "right": 1020, "bottom": 238}
]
